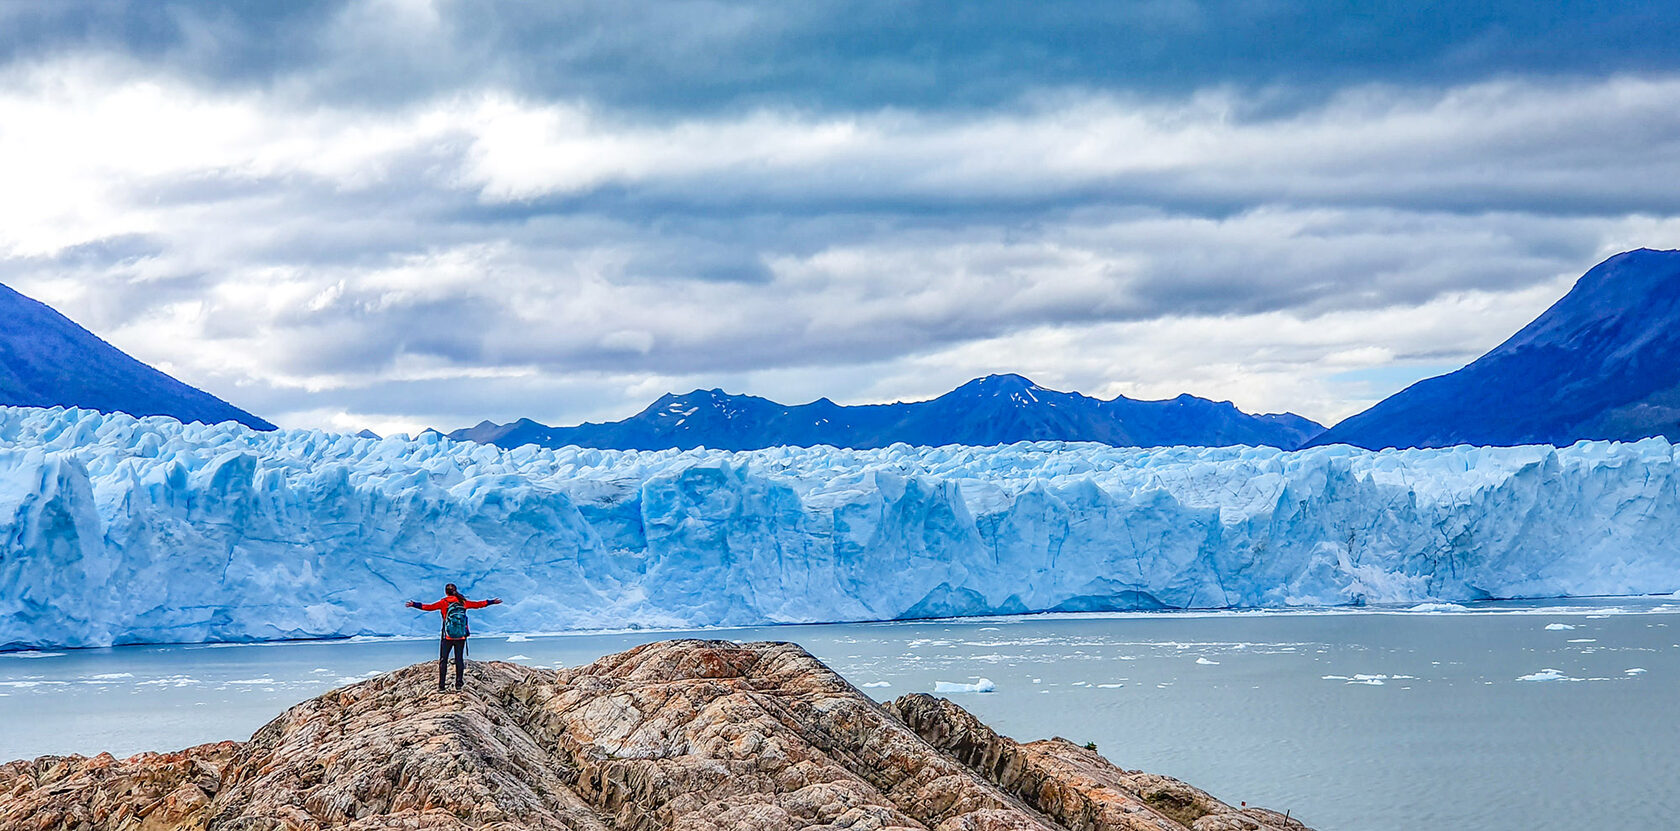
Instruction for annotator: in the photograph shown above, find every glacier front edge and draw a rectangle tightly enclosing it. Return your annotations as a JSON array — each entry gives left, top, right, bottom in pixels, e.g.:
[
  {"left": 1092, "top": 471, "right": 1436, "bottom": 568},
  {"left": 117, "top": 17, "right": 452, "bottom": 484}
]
[{"left": 2, "top": 406, "right": 1678, "bottom": 650}]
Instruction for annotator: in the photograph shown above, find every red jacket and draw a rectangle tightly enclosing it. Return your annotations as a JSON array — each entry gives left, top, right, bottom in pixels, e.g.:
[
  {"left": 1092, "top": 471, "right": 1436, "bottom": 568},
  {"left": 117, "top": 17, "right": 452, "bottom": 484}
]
[{"left": 417, "top": 596, "right": 492, "bottom": 639}]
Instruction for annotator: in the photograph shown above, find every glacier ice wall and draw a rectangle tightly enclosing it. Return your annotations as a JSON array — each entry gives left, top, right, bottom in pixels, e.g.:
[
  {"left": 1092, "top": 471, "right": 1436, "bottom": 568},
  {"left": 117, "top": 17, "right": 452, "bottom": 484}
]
[{"left": 2, "top": 406, "right": 1679, "bottom": 649}]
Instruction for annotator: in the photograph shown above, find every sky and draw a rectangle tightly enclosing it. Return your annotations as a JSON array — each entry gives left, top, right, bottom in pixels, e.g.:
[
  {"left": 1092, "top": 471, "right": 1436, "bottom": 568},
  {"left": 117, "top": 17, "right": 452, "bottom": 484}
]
[{"left": 2, "top": 1, "right": 1678, "bottom": 436}]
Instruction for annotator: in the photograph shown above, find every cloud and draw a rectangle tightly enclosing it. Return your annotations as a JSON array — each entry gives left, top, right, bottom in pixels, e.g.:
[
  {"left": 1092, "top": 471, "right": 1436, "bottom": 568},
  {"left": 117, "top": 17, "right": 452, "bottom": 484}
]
[
  {"left": 442, "top": 77, "right": 1680, "bottom": 216},
  {"left": 7, "top": 2, "right": 1680, "bottom": 113},
  {"left": 1, "top": 47, "right": 1677, "bottom": 432}
]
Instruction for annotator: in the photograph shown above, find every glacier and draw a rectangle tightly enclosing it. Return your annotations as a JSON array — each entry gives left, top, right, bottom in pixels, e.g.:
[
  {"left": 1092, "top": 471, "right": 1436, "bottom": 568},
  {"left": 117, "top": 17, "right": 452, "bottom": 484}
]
[{"left": 2, "top": 405, "right": 1680, "bottom": 650}]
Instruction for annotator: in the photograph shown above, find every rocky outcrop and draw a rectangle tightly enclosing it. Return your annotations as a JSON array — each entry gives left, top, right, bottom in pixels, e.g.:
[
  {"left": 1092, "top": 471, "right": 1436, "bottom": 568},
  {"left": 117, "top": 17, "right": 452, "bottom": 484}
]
[
  {"left": 0, "top": 640, "right": 1312, "bottom": 830},
  {"left": 887, "top": 694, "right": 1308, "bottom": 831}
]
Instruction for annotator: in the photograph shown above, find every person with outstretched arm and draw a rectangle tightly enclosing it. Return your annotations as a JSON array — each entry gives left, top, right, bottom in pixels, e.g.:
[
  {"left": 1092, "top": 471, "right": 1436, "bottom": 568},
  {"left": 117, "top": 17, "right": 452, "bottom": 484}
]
[{"left": 406, "top": 583, "right": 503, "bottom": 692}]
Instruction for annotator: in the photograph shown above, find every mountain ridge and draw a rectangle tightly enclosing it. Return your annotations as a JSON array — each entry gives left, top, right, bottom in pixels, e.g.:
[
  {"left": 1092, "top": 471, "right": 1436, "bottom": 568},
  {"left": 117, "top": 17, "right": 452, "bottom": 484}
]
[
  {"left": 0, "top": 282, "right": 273, "bottom": 431},
  {"left": 1309, "top": 248, "right": 1680, "bottom": 449},
  {"left": 447, "top": 372, "right": 1324, "bottom": 451}
]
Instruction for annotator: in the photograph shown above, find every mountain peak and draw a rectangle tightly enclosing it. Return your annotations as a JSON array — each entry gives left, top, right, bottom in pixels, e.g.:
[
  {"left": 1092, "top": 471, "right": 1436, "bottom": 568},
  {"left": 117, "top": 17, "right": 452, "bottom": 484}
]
[
  {"left": 952, "top": 373, "right": 1039, "bottom": 395},
  {"left": 664, "top": 387, "right": 741, "bottom": 405}
]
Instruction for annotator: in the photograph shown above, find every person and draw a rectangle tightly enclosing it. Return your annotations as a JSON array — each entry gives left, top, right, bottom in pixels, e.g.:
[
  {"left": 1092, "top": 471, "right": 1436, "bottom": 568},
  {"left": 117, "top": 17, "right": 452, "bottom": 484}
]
[{"left": 406, "top": 583, "right": 503, "bottom": 692}]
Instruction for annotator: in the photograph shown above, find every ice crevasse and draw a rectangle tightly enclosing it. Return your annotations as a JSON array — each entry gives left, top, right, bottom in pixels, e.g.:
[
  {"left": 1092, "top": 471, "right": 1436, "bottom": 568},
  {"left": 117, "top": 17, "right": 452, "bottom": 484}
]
[{"left": 2, "top": 405, "right": 1679, "bottom": 650}]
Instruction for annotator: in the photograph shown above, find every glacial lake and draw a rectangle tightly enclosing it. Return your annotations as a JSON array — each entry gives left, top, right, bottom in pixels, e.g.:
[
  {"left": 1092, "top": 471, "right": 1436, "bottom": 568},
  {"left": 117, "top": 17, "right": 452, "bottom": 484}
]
[{"left": 4, "top": 598, "right": 1677, "bottom": 831}]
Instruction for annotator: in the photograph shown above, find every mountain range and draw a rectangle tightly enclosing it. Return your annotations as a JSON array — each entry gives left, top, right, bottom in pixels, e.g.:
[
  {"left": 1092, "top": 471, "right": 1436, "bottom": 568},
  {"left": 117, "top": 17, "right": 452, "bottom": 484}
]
[
  {"left": 451, "top": 248, "right": 1680, "bottom": 453},
  {"left": 0, "top": 282, "right": 272, "bottom": 430},
  {"left": 5, "top": 248, "right": 1679, "bottom": 452},
  {"left": 448, "top": 374, "right": 1325, "bottom": 451}
]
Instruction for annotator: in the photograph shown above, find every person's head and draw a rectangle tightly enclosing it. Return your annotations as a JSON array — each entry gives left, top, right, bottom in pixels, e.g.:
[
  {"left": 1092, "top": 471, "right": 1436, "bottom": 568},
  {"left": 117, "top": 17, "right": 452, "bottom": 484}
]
[{"left": 444, "top": 583, "right": 458, "bottom": 598}]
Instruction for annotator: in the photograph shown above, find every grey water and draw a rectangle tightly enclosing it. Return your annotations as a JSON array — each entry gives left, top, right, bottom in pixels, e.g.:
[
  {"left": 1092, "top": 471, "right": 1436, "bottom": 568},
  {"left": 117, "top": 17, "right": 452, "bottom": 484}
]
[{"left": 4, "top": 598, "right": 1678, "bottom": 831}]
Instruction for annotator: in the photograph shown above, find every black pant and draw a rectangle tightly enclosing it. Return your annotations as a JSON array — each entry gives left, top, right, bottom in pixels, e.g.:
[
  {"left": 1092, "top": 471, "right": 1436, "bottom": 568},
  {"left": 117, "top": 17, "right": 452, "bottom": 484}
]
[{"left": 438, "top": 638, "right": 465, "bottom": 689}]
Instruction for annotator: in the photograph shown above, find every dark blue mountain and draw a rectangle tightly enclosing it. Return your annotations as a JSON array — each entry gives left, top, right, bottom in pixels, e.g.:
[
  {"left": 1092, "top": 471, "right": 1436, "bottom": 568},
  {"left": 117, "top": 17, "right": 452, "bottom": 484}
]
[
  {"left": 0, "top": 282, "right": 274, "bottom": 430},
  {"left": 448, "top": 374, "right": 1322, "bottom": 451},
  {"left": 1309, "top": 248, "right": 1680, "bottom": 449}
]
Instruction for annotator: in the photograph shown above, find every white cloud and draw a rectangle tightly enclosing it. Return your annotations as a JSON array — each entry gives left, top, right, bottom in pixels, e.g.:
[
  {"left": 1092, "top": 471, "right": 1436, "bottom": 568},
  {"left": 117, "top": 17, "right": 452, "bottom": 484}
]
[{"left": 870, "top": 277, "right": 1575, "bottom": 424}]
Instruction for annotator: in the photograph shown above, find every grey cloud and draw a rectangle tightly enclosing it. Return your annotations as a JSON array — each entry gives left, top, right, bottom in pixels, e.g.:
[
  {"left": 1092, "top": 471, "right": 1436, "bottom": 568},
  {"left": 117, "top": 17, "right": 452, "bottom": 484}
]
[
  {"left": 8, "top": 2, "right": 1680, "bottom": 116},
  {"left": 47, "top": 234, "right": 166, "bottom": 268},
  {"left": 265, "top": 291, "right": 509, "bottom": 374}
]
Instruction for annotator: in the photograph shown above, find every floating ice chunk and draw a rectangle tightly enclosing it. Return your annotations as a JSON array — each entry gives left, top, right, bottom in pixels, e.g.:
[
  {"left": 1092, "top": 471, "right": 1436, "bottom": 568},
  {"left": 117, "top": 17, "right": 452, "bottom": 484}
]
[
  {"left": 934, "top": 678, "right": 995, "bottom": 693},
  {"left": 1567, "top": 638, "right": 1596, "bottom": 643},
  {"left": 226, "top": 677, "right": 277, "bottom": 685},
  {"left": 1324, "top": 673, "right": 1409, "bottom": 684},
  {"left": 505, "top": 654, "right": 531, "bottom": 661},
  {"left": 1408, "top": 602, "right": 1469, "bottom": 612},
  {"left": 861, "top": 680, "right": 892, "bottom": 688},
  {"left": 0, "top": 651, "right": 64, "bottom": 659},
  {"left": 506, "top": 634, "right": 530, "bottom": 642},
  {"left": 1545, "top": 624, "right": 1576, "bottom": 631},
  {"left": 1195, "top": 657, "right": 1220, "bottom": 665},
  {"left": 1625, "top": 667, "right": 1647, "bottom": 675},
  {"left": 1516, "top": 668, "right": 1573, "bottom": 682},
  {"left": 1096, "top": 682, "right": 1125, "bottom": 688}
]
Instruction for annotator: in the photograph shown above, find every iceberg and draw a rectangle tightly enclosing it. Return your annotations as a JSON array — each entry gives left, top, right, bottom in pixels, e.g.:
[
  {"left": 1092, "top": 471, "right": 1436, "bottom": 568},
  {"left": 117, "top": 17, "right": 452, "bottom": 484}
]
[
  {"left": 3, "top": 405, "right": 1680, "bottom": 650},
  {"left": 934, "top": 679, "right": 996, "bottom": 693}
]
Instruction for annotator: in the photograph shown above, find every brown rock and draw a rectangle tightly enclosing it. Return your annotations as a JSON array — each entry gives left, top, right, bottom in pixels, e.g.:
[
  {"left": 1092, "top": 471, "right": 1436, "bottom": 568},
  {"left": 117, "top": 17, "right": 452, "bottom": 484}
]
[
  {"left": 886, "top": 694, "right": 1311, "bottom": 831},
  {"left": 0, "top": 640, "right": 1311, "bottom": 830}
]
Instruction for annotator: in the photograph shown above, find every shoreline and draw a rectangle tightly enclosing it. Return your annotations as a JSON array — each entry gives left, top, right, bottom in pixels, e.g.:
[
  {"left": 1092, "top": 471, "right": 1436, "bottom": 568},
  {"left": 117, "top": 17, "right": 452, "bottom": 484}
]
[{"left": 6, "top": 591, "right": 1676, "bottom": 656}]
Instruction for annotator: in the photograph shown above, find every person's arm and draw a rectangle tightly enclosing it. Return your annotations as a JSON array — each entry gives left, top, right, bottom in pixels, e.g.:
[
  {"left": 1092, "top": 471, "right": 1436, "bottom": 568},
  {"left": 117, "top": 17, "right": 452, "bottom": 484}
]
[
  {"left": 414, "top": 598, "right": 447, "bottom": 611},
  {"left": 464, "top": 598, "right": 496, "bottom": 609}
]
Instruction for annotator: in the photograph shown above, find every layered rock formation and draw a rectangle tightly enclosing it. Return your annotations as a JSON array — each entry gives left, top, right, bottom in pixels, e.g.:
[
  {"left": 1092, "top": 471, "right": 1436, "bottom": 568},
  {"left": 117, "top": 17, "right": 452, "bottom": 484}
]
[
  {"left": 0, "top": 640, "right": 1311, "bottom": 831},
  {"left": 888, "top": 694, "right": 1304, "bottom": 831}
]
